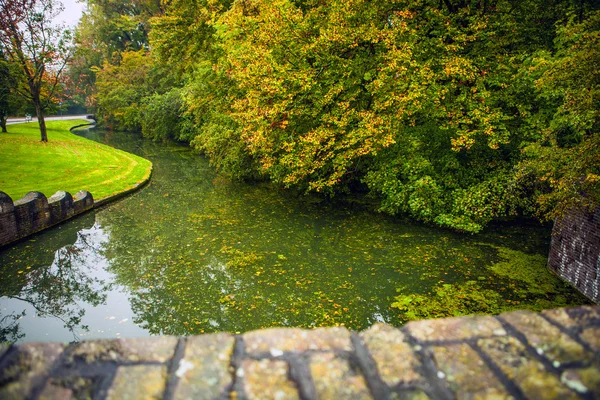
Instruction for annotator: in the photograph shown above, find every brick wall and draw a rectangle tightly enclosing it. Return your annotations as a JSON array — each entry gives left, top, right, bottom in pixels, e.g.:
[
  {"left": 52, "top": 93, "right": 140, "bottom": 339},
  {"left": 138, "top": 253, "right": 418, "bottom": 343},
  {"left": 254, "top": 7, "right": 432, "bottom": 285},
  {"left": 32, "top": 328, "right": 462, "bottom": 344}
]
[
  {"left": 0, "top": 190, "right": 94, "bottom": 248},
  {"left": 548, "top": 207, "right": 600, "bottom": 304}
]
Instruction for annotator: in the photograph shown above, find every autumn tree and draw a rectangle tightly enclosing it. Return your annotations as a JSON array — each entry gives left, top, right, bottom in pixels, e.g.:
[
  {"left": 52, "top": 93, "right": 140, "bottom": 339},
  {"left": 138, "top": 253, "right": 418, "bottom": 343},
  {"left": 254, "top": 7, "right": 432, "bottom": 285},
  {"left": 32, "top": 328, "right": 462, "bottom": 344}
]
[
  {"left": 0, "top": 0, "right": 72, "bottom": 141},
  {"left": 0, "top": 49, "right": 21, "bottom": 132}
]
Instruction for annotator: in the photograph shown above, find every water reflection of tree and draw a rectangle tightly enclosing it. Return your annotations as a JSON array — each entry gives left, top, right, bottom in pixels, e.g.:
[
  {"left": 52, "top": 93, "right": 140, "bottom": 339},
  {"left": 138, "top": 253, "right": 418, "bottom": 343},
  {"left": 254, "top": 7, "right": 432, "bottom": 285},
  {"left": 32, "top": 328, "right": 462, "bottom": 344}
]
[{"left": 0, "top": 215, "right": 109, "bottom": 343}]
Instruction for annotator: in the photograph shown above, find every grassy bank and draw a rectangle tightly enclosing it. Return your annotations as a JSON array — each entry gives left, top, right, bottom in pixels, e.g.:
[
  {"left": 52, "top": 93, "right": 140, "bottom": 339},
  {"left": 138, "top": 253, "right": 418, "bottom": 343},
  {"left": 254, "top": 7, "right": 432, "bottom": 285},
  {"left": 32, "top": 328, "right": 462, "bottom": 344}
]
[{"left": 0, "top": 120, "right": 152, "bottom": 202}]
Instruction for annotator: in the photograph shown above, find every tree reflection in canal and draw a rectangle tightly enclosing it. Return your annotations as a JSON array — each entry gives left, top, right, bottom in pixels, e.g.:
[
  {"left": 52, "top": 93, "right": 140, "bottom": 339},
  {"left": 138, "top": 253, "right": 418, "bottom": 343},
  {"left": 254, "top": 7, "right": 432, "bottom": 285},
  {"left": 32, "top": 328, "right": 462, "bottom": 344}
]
[{"left": 0, "top": 213, "right": 109, "bottom": 342}]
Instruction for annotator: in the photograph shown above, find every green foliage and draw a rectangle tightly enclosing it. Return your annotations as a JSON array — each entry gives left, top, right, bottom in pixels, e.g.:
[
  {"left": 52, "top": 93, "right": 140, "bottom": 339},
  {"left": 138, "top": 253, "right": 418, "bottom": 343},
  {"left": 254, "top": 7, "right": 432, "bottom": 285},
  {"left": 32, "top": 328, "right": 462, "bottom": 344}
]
[
  {"left": 78, "top": 0, "right": 600, "bottom": 231},
  {"left": 489, "top": 247, "right": 559, "bottom": 295},
  {"left": 392, "top": 281, "right": 506, "bottom": 321},
  {"left": 517, "top": 10, "right": 600, "bottom": 220},
  {"left": 141, "top": 89, "right": 195, "bottom": 142}
]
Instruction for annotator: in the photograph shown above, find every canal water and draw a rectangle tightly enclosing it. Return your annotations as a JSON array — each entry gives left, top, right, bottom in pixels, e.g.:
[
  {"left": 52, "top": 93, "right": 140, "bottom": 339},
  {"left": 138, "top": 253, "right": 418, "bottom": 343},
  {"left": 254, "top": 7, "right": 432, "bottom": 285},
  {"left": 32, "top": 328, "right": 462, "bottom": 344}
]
[{"left": 0, "top": 128, "right": 589, "bottom": 343}]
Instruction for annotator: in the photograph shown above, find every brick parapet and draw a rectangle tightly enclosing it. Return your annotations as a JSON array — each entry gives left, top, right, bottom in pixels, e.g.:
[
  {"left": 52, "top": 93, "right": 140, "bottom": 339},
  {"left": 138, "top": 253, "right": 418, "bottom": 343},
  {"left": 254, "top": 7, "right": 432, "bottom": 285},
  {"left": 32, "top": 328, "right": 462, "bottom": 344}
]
[
  {"left": 548, "top": 207, "right": 600, "bottom": 303},
  {"left": 0, "top": 305, "right": 598, "bottom": 399},
  {"left": 0, "top": 190, "right": 94, "bottom": 248}
]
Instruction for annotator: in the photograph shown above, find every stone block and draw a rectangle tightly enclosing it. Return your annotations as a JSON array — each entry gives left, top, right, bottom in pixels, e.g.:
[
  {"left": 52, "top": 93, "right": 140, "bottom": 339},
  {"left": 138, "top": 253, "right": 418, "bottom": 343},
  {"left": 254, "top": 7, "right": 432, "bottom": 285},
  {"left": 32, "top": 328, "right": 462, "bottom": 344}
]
[
  {"left": 478, "top": 336, "right": 576, "bottom": 399},
  {"left": 431, "top": 343, "right": 509, "bottom": 399},
  {"left": 241, "top": 359, "right": 299, "bottom": 400},
  {"left": 13, "top": 191, "right": 50, "bottom": 237},
  {"left": 390, "top": 390, "right": 431, "bottom": 399},
  {"left": 244, "top": 327, "right": 352, "bottom": 355},
  {"left": 73, "top": 190, "right": 94, "bottom": 214},
  {"left": 48, "top": 191, "right": 74, "bottom": 224},
  {"left": 41, "top": 376, "right": 96, "bottom": 400},
  {"left": 0, "top": 343, "right": 11, "bottom": 359},
  {"left": 0, "top": 191, "right": 17, "bottom": 246},
  {"left": 309, "top": 353, "right": 372, "bottom": 399},
  {"left": 561, "top": 367, "right": 600, "bottom": 395},
  {"left": 106, "top": 365, "right": 167, "bottom": 400},
  {"left": 38, "top": 382, "right": 73, "bottom": 400},
  {"left": 542, "top": 306, "right": 600, "bottom": 329},
  {"left": 501, "top": 310, "right": 591, "bottom": 365},
  {"left": 579, "top": 327, "right": 600, "bottom": 352},
  {"left": 67, "top": 336, "right": 177, "bottom": 365},
  {"left": 405, "top": 314, "right": 506, "bottom": 343},
  {"left": 173, "top": 333, "right": 234, "bottom": 400},
  {"left": 0, "top": 342, "right": 64, "bottom": 399},
  {"left": 360, "top": 323, "right": 423, "bottom": 386}
]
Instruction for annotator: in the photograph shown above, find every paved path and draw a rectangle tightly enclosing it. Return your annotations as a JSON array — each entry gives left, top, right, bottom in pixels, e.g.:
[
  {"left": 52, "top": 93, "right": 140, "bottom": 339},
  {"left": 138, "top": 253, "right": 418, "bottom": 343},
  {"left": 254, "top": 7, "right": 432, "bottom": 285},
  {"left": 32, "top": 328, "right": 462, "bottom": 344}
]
[
  {"left": 0, "top": 305, "right": 598, "bottom": 399},
  {"left": 6, "top": 115, "right": 93, "bottom": 125}
]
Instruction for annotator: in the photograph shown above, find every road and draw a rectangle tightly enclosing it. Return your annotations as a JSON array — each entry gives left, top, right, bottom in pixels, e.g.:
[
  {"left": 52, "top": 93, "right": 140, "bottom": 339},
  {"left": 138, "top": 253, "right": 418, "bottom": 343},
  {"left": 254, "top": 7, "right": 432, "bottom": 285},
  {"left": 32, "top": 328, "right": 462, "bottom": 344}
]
[{"left": 6, "top": 114, "right": 94, "bottom": 125}]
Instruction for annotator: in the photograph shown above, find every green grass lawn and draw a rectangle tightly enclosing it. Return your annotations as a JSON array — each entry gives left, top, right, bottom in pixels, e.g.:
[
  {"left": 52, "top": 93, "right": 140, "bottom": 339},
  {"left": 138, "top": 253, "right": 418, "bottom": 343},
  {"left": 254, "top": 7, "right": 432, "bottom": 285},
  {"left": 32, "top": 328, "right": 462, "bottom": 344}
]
[{"left": 0, "top": 120, "right": 152, "bottom": 202}]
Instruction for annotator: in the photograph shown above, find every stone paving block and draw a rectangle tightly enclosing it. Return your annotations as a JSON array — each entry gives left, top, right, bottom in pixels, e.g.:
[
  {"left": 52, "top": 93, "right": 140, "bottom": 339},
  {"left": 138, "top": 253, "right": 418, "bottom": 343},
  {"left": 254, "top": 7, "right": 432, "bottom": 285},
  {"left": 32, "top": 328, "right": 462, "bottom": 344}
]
[
  {"left": 579, "top": 327, "right": 600, "bottom": 352},
  {"left": 41, "top": 376, "right": 96, "bottom": 400},
  {"left": 67, "top": 336, "right": 177, "bottom": 364},
  {"left": 0, "top": 342, "right": 64, "bottom": 400},
  {"left": 38, "top": 382, "right": 73, "bottom": 400},
  {"left": 107, "top": 364, "right": 167, "bottom": 400},
  {"left": 241, "top": 359, "right": 299, "bottom": 400},
  {"left": 360, "top": 323, "right": 423, "bottom": 386},
  {"left": 390, "top": 390, "right": 431, "bottom": 400},
  {"left": 561, "top": 367, "right": 600, "bottom": 395},
  {"left": 431, "top": 343, "right": 510, "bottom": 399},
  {"left": 405, "top": 314, "right": 506, "bottom": 343},
  {"left": 478, "top": 336, "right": 577, "bottom": 399},
  {"left": 244, "top": 327, "right": 352, "bottom": 355},
  {"left": 542, "top": 306, "right": 600, "bottom": 329},
  {"left": 0, "top": 343, "right": 11, "bottom": 359},
  {"left": 501, "top": 310, "right": 591, "bottom": 365},
  {"left": 309, "top": 353, "right": 372, "bottom": 399},
  {"left": 173, "top": 333, "right": 234, "bottom": 400}
]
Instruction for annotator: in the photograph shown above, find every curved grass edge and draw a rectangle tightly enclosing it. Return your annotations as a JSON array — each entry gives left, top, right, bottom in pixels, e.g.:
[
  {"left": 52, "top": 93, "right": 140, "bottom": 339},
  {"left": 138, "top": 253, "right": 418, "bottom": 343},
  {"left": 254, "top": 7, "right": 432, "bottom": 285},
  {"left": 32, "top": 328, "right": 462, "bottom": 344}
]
[
  {"left": 93, "top": 166, "right": 153, "bottom": 208},
  {"left": 68, "top": 123, "right": 154, "bottom": 208},
  {"left": 0, "top": 119, "right": 153, "bottom": 209},
  {"left": 69, "top": 122, "right": 96, "bottom": 132}
]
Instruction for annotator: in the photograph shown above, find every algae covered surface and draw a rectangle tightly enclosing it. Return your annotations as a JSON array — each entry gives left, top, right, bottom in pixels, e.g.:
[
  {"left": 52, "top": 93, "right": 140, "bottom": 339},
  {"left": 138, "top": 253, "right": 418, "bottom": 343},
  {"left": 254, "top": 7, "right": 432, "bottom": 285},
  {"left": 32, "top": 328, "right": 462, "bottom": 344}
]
[{"left": 0, "top": 129, "right": 589, "bottom": 343}]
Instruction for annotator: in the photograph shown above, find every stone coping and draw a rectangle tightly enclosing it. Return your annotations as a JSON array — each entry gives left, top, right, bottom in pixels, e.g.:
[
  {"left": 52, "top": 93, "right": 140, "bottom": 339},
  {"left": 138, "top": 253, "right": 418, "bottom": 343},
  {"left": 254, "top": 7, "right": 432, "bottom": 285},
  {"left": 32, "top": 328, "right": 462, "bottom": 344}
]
[{"left": 0, "top": 305, "right": 598, "bottom": 399}]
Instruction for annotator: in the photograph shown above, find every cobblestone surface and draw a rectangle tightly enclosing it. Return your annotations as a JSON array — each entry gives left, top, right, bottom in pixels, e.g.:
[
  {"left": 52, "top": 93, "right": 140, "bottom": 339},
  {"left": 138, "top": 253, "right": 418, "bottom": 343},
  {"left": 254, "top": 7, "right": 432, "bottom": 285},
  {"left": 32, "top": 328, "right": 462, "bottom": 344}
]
[{"left": 0, "top": 306, "right": 598, "bottom": 399}]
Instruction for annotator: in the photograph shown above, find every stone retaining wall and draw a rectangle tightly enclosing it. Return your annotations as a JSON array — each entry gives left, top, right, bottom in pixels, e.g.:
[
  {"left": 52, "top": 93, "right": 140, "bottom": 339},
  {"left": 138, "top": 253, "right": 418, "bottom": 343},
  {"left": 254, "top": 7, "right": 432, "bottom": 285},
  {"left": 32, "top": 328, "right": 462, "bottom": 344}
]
[
  {"left": 0, "top": 190, "right": 94, "bottom": 247},
  {"left": 548, "top": 207, "right": 600, "bottom": 303},
  {"left": 0, "top": 305, "right": 598, "bottom": 399}
]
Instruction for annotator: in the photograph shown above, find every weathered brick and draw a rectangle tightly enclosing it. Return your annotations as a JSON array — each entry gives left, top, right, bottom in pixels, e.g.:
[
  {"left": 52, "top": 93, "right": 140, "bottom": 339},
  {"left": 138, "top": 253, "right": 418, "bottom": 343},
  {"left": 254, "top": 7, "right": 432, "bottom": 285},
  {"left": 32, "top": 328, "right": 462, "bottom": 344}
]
[
  {"left": 478, "top": 336, "right": 576, "bottom": 399},
  {"left": 431, "top": 343, "right": 509, "bottom": 399},
  {"left": 107, "top": 365, "right": 167, "bottom": 400},
  {"left": 405, "top": 314, "right": 506, "bottom": 343},
  {"left": 309, "top": 353, "right": 372, "bottom": 399},
  {"left": 360, "top": 323, "right": 423, "bottom": 386},
  {"left": 244, "top": 327, "right": 352, "bottom": 355},
  {"left": 241, "top": 359, "right": 299, "bottom": 400},
  {"left": 561, "top": 367, "right": 600, "bottom": 395},
  {"left": 173, "top": 333, "right": 234, "bottom": 400},
  {"left": 67, "top": 336, "right": 177, "bottom": 364},
  {"left": 548, "top": 207, "right": 600, "bottom": 303},
  {"left": 0, "top": 342, "right": 64, "bottom": 400},
  {"left": 579, "top": 327, "right": 600, "bottom": 352},
  {"left": 542, "top": 306, "right": 600, "bottom": 329},
  {"left": 501, "top": 310, "right": 591, "bottom": 365}
]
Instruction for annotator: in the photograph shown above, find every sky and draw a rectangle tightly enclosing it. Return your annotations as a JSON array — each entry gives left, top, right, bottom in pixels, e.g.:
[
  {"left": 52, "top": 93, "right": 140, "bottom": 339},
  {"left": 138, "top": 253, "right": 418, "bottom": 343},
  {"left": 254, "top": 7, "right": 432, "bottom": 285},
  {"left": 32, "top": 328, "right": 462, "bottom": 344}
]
[{"left": 56, "top": 0, "right": 86, "bottom": 27}]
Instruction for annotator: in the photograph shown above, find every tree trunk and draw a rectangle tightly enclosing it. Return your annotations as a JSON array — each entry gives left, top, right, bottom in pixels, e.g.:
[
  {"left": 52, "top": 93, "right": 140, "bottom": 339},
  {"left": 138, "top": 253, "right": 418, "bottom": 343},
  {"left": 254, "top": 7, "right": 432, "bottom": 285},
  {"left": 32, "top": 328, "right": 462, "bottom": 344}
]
[
  {"left": 0, "top": 116, "right": 6, "bottom": 133},
  {"left": 33, "top": 95, "right": 47, "bottom": 142}
]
